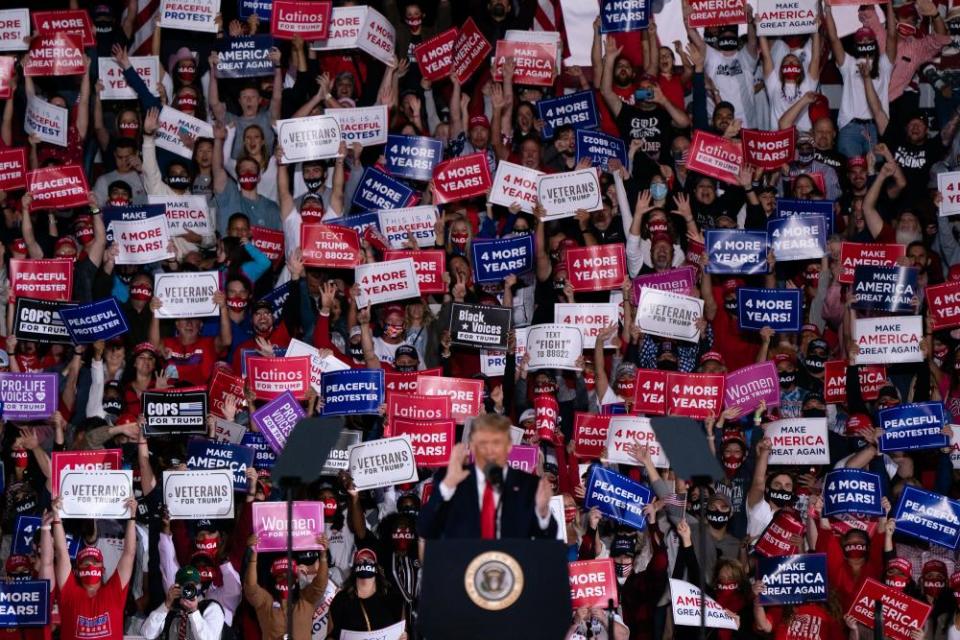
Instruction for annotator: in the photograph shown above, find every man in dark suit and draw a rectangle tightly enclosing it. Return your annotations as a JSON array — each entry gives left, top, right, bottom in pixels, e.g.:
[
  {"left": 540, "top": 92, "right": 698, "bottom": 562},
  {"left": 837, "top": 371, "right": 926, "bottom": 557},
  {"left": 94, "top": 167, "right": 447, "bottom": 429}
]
[{"left": 418, "top": 414, "right": 557, "bottom": 539}]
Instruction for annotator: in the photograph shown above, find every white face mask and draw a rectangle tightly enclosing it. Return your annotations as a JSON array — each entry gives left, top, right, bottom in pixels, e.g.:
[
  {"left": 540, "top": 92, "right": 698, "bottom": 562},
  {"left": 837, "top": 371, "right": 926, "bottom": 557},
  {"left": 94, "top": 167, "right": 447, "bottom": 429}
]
[{"left": 298, "top": 572, "right": 313, "bottom": 589}]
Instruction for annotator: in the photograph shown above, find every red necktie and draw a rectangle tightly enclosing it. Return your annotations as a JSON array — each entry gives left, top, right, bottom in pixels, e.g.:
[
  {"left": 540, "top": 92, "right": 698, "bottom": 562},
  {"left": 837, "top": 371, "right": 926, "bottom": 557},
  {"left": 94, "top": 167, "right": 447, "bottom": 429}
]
[{"left": 481, "top": 481, "right": 496, "bottom": 539}]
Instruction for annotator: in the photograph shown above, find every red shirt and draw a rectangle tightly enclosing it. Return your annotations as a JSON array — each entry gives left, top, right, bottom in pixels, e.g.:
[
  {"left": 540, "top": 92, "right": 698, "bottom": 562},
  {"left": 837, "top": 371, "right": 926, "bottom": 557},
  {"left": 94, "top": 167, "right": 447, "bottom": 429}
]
[
  {"left": 58, "top": 573, "right": 127, "bottom": 640},
  {"left": 230, "top": 323, "right": 293, "bottom": 372},
  {"left": 766, "top": 603, "right": 846, "bottom": 640},
  {"left": 163, "top": 336, "right": 219, "bottom": 386},
  {"left": 710, "top": 284, "right": 762, "bottom": 372}
]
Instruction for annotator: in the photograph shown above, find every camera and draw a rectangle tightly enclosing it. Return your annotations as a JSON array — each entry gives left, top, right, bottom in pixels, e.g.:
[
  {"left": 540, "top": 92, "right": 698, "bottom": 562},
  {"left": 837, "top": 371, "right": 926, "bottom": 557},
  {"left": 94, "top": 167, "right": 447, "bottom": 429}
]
[
  {"left": 634, "top": 88, "right": 653, "bottom": 101},
  {"left": 180, "top": 583, "right": 199, "bottom": 601}
]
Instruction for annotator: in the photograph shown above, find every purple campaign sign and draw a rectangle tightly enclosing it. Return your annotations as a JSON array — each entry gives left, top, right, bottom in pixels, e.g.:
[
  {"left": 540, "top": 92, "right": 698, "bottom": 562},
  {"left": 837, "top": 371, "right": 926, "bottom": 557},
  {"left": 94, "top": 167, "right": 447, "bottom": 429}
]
[
  {"left": 507, "top": 444, "right": 538, "bottom": 473},
  {"left": 724, "top": 361, "right": 780, "bottom": 413},
  {"left": 251, "top": 390, "right": 305, "bottom": 454},
  {"left": 252, "top": 501, "right": 324, "bottom": 552},
  {"left": 0, "top": 373, "right": 58, "bottom": 420},
  {"left": 632, "top": 267, "right": 697, "bottom": 304}
]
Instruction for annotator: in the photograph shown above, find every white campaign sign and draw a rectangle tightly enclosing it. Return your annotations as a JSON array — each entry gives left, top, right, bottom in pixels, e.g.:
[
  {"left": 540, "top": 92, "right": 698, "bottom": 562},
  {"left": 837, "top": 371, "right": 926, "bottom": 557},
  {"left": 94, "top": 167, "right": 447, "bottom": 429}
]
[
  {"left": 605, "top": 415, "right": 670, "bottom": 467},
  {"left": 751, "top": 0, "right": 817, "bottom": 36},
  {"left": 554, "top": 303, "right": 618, "bottom": 349},
  {"left": 939, "top": 171, "right": 960, "bottom": 217},
  {"left": 636, "top": 288, "right": 704, "bottom": 343},
  {"left": 348, "top": 435, "right": 418, "bottom": 490},
  {"left": 832, "top": 5, "right": 884, "bottom": 38},
  {"left": 854, "top": 315, "right": 923, "bottom": 365},
  {"left": 355, "top": 258, "right": 420, "bottom": 307},
  {"left": 670, "top": 579, "right": 740, "bottom": 630},
  {"left": 549, "top": 494, "right": 567, "bottom": 542},
  {"left": 212, "top": 418, "right": 246, "bottom": 445},
  {"left": 163, "top": 470, "right": 234, "bottom": 519},
  {"left": 310, "top": 5, "right": 367, "bottom": 50},
  {"left": 277, "top": 115, "right": 342, "bottom": 164},
  {"left": 526, "top": 324, "right": 583, "bottom": 371},
  {"left": 156, "top": 106, "right": 214, "bottom": 158},
  {"left": 99, "top": 57, "right": 160, "bottom": 100},
  {"left": 25, "top": 96, "right": 67, "bottom": 147},
  {"left": 765, "top": 418, "right": 830, "bottom": 465},
  {"left": 285, "top": 338, "right": 327, "bottom": 393},
  {"left": 159, "top": 0, "right": 219, "bottom": 33},
  {"left": 479, "top": 326, "right": 528, "bottom": 377},
  {"left": 489, "top": 161, "right": 543, "bottom": 213},
  {"left": 148, "top": 194, "right": 211, "bottom": 237},
  {"left": 0, "top": 9, "right": 30, "bottom": 52},
  {"left": 355, "top": 6, "right": 395, "bottom": 65},
  {"left": 154, "top": 271, "right": 220, "bottom": 318},
  {"left": 340, "top": 621, "right": 405, "bottom": 640},
  {"left": 536, "top": 169, "right": 601, "bottom": 220},
  {"left": 113, "top": 217, "right": 174, "bottom": 265},
  {"left": 377, "top": 206, "right": 437, "bottom": 249},
  {"left": 59, "top": 470, "right": 133, "bottom": 519},
  {"left": 325, "top": 105, "right": 389, "bottom": 147}
]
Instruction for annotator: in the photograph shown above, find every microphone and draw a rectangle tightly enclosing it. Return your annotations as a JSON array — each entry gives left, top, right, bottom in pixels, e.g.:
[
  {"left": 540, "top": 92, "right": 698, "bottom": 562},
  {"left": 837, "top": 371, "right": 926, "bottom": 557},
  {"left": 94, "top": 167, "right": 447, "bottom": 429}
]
[{"left": 484, "top": 463, "right": 504, "bottom": 490}]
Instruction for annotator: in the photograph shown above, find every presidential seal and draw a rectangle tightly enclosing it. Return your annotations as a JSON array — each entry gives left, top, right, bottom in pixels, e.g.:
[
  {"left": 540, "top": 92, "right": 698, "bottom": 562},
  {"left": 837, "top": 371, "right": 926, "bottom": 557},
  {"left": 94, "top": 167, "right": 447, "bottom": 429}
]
[{"left": 464, "top": 551, "right": 524, "bottom": 611}]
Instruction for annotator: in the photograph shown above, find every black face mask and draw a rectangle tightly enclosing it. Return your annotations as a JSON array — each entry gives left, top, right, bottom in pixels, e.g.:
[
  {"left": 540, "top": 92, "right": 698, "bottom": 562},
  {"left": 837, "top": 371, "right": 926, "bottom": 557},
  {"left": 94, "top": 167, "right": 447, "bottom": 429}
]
[
  {"left": 717, "top": 35, "right": 739, "bottom": 51},
  {"left": 354, "top": 562, "right": 377, "bottom": 579},
  {"left": 613, "top": 562, "right": 632, "bottom": 577},
  {"left": 802, "top": 408, "right": 826, "bottom": 418},
  {"left": 766, "top": 488, "right": 795, "bottom": 507},
  {"left": 797, "top": 150, "right": 815, "bottom": 164},
  {"left": 687, "top": 497, "right": 702, "bottom": 514},
  {"left": 705, "top": 509, "right": 730, "bottom": 529},
  {"left": 724, "top": 300, "right": 738, "bottom": 314},
  {"left": 704, "top": 32, "right": 719, "bottom": 48},
  {"left": 512, "top": 228, "right": 531, "bottom": 236},
  {"left": 658, "top": 359, "right": 679, "bottom": 371},
  {"left": 166, "top": 175, "right": 191, "bottom": 190},
  {"left": 394, "top": 364, "right": 417, "bottom": 373},
  {"left": 855, "top": 43, "right": 878, "bottom": 58},
  {"left": 348, "top": 344, "right": 364, "bottom": 361},
  {"left": 779, "top": 372, "right": 796, "bottom": 389},
  {"left": 491, "top": 4, "right": 506, "bottom": 17},
  {"left": 804, "top": 356, "right": 825, "bottom": 374},
  {"left": 118, "top": 272, "right": 135, "bottom": 284},
  {"left": 304, "top": 177, "right": 325, "bottom": 192},
  {"left": 103, "top": 399, "right": 123, "bottom": 415}
]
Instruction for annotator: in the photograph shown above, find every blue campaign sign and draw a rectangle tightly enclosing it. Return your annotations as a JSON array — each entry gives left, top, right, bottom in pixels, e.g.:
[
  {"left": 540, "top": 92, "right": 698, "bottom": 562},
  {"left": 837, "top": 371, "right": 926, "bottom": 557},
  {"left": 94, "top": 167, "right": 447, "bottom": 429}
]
[
  {"left": 822, "top": 468, "right": 883, "bottom": 517},
  {"left": 260, "top": 281, "right": 293, "bottom": 324},
  {"left": 322, "top": 369, "right": 384, "bottom": 416},
  {"left": 241, "top": 431, "right": 277, "bottom": 469},
  {"left": 186, "top": 439, "right": 255, "bottom": 492},
  {"left": 737, "top": 288, "right": 802, "bottom": 332},
  {"left": 601, "top": 403, "right": 628, "bottom": 415},
  {"left": 894, "top": 485, "right": 960, "bottom": 549},
  {"left": 767, "top": 215, "right": 826, "bottom": 262},
  {"left": 12, "top": 516, "right": 40, "bottom": 555},
  {"left": 352, "top": 167, "right": 415, "bottom": 212},
  {"left": 705, "top": 229, "right": 769, "bottom": 275},
  {"left": 537, "top": 90, "right": 599, "bottom": 139},
  {"left": 59, "top": 298, "right": 129, "bottom": 344},
  {"left": 385, "top": 135, "right": 444, "bottom": 182},
  {"left": 757, "top": 554, "right": 827, "bottom": 606},
  {"left": 601, "top": 0, "right": 649, "bottom": 32},
  {"left": 216, "top": 35, "right": 274, "bottom": 79},
  {"left": 878, "top": 402, "right": 946, "bottom": 453},
  {"left": 583, "top": 465, "right": 651, "bottom": 530},
  {"left": 776, "top": 199, "right": 835, "bottom": 236},
  {"left": 329, "top": 212, "right": 380, "bottom": 238},
  {"left": 852, "top": 265, "right": 919, "bottom": 314},
  {"left": 103, "top": 204, "right": 165, "bottom": 242},
  {"left": 238, "top": 0, "right": 272, "bottom": 20},
  {"left": 575, "top": 130, "right": 627, "bottom": 172},
  {"left": 470, "top": 235, "right": 535, "bottom": 284},
  {"left": 0, "top": 580, "right": 49, "bottom": 627}
]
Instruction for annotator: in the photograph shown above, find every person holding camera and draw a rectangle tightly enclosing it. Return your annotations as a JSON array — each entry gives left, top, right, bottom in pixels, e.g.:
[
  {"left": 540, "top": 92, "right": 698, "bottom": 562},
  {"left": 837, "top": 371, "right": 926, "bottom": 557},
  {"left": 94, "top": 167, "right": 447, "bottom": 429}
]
[{"left": 140, "top": 565, "right": 225, "bottom": 640}]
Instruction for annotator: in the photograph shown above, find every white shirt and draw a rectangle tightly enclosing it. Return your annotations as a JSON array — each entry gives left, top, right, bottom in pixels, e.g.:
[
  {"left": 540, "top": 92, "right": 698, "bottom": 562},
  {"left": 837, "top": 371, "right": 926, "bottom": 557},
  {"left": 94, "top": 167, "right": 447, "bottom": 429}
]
[
  {"left": 157, "top": 533, "right": 241, "bottom": 625},
  {"left": 140, "top": 601, "right": 224, "bottom": 640},
  {"left": 705, "top": 47, "right": 760, "bottom": 129},
  {"left": 837, "top": 55, "right": 893, "bottom": 129},
  {"left": 437, "top": 465, "right": 553, "bottom": 535},
  {"left": 766, "top": 71, "right": 817, "bottom": 132},
  {"left": 746, "top": 498, "right": 774, "bottom": 539}
]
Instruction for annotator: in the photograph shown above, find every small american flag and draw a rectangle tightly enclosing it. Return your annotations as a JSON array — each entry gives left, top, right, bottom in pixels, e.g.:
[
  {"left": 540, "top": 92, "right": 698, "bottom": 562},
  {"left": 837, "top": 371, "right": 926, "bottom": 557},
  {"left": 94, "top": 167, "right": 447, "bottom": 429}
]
[
  {"left": 125, "top": 0, "right": 161, "bottom": 56},
  {"left": 664, "top": 493, "right": 687, "bottom": 520}
]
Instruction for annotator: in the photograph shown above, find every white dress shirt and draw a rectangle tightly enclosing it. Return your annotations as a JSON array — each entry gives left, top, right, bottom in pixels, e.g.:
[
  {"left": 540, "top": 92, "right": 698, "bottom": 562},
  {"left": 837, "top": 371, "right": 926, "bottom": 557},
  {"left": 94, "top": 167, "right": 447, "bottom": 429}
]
[{"left": 438, "top": 465, "right": 552, "bottom": 535}]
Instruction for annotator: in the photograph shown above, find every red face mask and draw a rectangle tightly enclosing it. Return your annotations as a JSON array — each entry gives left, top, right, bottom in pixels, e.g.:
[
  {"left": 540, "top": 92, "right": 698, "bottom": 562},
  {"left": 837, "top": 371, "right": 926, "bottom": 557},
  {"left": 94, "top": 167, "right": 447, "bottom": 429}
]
[
  {"left": 178, "top": 65, "right": 196, "bottom": 83},
  {"left": 781, "top": 64, "right": 802, "bottom": 80},
  {"left": 897, "top": 22, "right": 918, "bottom": 37},
  {"left": 564, "top": 507, "right": 578, "bottom": 524},
  {"left": 195, "top": 537, "right": 219, "bottom": 555},
  {"left": 198, "top": 565, "right": 218, "bottom": 589},
  {"left": 226, "top": 296, "right": 247, "bottom": 312},
  {"left": 238, "top": 172, "right": 259, "bottom": 191},
  {"left": 887, "top": 575, "right": 909, "bottom": 589},
  {"left": 118, "top": 121, "right": 139, "bottom": 138},
  {"left": 953, "top": 590, "right": 960, "bottom": 607},
  {"left": 12, "top": 449, "right": 28, "bottom": 469},
  {"left": 130, "top": 284, "right": 153, "bottom": 301},
  {"left": 583, "top": 370, "right": 595, "bottom": 392},
  {"left": 843, "top": 542, "right": 867, "bottom": 559},
  {"left": 108, "top": 197, "right": 130, "bottom": 207},
  {"left": 273, "top": 578, "right": 290, "bottom": 599},
  {"left": 405, "top": 16, "right": 423, "bottom": 28},
  {"left": 322, "top": 498, "right": 338, "bottom": 518},
  {"left": 300, "top": 205, "right": 324, "bottom": 222},
  {"left": 76, "top": 226, "right": 94, "bottom": 245},
  {"left": 77, "top": 565, "right": 103, "bottom": 586},
  {"left": 176, "top": 94, "right": 197, "bottom": 113},
  {"left": 450, "top": 231, "right": 469, "bottom": 249},
  {"left": 722, "top": 452, "right": 742, "bottom": 478},
  {"left": 923, "top": 577, "right": 945, "bottom": 599}
]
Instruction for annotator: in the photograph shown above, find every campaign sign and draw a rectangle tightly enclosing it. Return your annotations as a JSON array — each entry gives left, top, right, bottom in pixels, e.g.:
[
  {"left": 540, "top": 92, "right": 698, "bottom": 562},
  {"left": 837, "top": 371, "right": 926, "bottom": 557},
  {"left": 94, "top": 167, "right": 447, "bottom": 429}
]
[
  {"left": 555, "top": 304, "right": 618, "bottom": 349},
  {"left": 878, "top": 402, "right": 946, "bottom": 452},
  {"left": 348, "top": 435, "right": 418, "bottom": 490},
  {"left": 0, "top": 148, "right": 27, "bottom": 192},
  {"left": 377, "top": 206, "right": 437, "bottom": 249},
  {"left": 452, "top": 18, "right": 492, "bottom": 83},
  {"left": 605, "top": 416, "right": 669, "bottom": 467},
  {"left": 13, "top": 298, "right": 77, "bottom": 344},
  {"left": 321, "top": 429, "right": 362, "bottom": 475},
  {"left": 765, "top": 418, "right": 829, "bottom": 465},
  {"left": 12, "top": 516, "right": 43, "bottom": 556},
  {"left": 939, "top": 171, "right": 960, "bottom": 216},
  {"left": 569, "top": 559, "right": 618, "bottom": 609},
  {"left": 631, "top": 267, "right": 698, "bottom": 302},
  {"left": 926, "top": 280, "right": 960, "bottom": 330},
  {"left": 154, "top": 271, "right": 220, "bottom": 319},
  {"left": 854, "top": 316, "right": 923, "bottom": 365},
  {"left": 159, "top": 0, "right": 219, "bottom": 32},
  {"left": 537, "top": 169, "right": 602, "bottom": 220},
  {"left": 59, "top": 299, "right": 129, "bottom": 344},
  {"left": 51, "top": 449, "right": 122, "bottom": 497},
  {"left": 537, "top": 91, "right": 599, "bottom": 139},
  {"left": 25, "top": 96, "right": 67, "bottom": 147},
  {"left": 767, "top": 215, "right": 826, "bottom": 261},
  {"left": 566, "top": 244, "right": 625, "bottom": 292},
  {"left": 491, "top": 40, "right": 557, "bottom": 86},
  {"left": 276, "top": 115, "right": 341, "bottom": 164},
  {"left": 839, "top": 242, "right": 905, "bottom": 284},
  {"left": 575, "top": 130, "right": 626, "bottom": 173},
  {"left": 448, "top": 303, "right": 512, "bottom": 350},
  {"left": 470, "top": 236, "right": 534, "bottom": 285},
  {"left": 355, "top": 258, "right": 420, "bottom": 307},
  {"left": 321, "top": 369, "right": 383, "bottom": 416},
  {"left": 270, "top": 0, "right": 331, "bottom": 39},
  {"left": 24, "top": 34, "right": 84, "bottom": 77},
  {"left": 393, "top": 419, "right": 454, "bottom": 468},
  {"left": 386, "top": 392, "right": 451, "bottom": 425},
  {"left": 248, "top": 356, "right": 310, "bottom": 401},
  {"left": 488, "top": 161, "right": 542, "bottom": 213},
  {"left": 211, "top": 418, "right": 246, "bottom": 445},
  {"left": 413, "top": 27, "right": 458, "bottom": 82},
  {"left": 33, "top": 10, "right": 94, "bottom": 46},
  {"left": 385, "top": 135, "right": 443, "bottom": 182},
  {"left": 384, "top": 367, "right": 441, "bottom": 394},
  {"left": 754, "top": 508, "right": 805, "bottom": 557},
  {"left": 9, "top": 259, "right": 73, "bottom": 302},
  {"left": 822, "top": 468, "right": 883, "bottom": 517},
  {"left": 0, "top": 9, "right": 30, "bottom": 52},
  {"left": 633, "top": 369, "right": 667, "bottom": 415},
  {"left": 737, "top": 288, "right": 802, "bottom": 332},
  {"left": 432, "top": 153, "right": 492, "bottom": 205},
  {"left": 326, "top": 105, "right": 389, "bottom": 146},
  {"left": 705, "top": 229, "right": 768, "bottom": 275},
  {"left": 252, "top": 225, "right": 284, "bottom": 267},
  {"left": 242, "top": 431, "right": 277, "bottom": 469},
  {"left": 59, "top": 470, "right": 132, "bottom": 519},
  {"left": 239, "top": 0, "right": 273, "bottom": 20},
  {"left": 848, "top": 578, "right": 931, "bottom": 640},
  {"left": 688, "top": 0, "right": 747, "bottom": 26},
  {"left": 823, "top": 360, "right": 886, "bottom": 404},
  {"left": 687, "top": 131, "right": 743, "bottom": 185},
  {"left": 584, "top": 465, "right": 651, "bottom": 531},
  {"left": 506, "top": 444, "right": 539, "bottom": 474},
  {"left": 756, "top": 554, "right": 827, "bottom": 606},
  {"left": 382, "top": 249, "right": 445, "bottom": 294},
  {"left": 163, "top": 470, "right": 234, "bottom": 520},
  {"left": 0, "top": 373, "right": 57, "bottom": 420},
  {"left": 216, "top": 35, "right": 274, "bottom": 78},
  {"left": 755, "top": 0, "right": 817, "bottom": 34},
  {"left": 635, "top": 288, "right": 703, "bottom": 343},
  {"left": 142, "top": 390, "right": 207, "bottom": 436},
  {"left": 155, "top": 106, "right": 213, "bottom": 159},
  {"left": 103, "top": 203, "right": 165, "bottom": 242},
  {"left": 894, "top": 485, "right": 960, "bottom": 549},
  {"left": 300, "top": 224, "right": 362, "bottom": 269},
  {"left": 253, "top": 501, "right": 324, "bottom": 551},
  {"left": 352, "top": 167, "right": 414, "bottom": 212},
  {"left": 741, "top": 127, "right": 795, "bottom": 170},
  {"left": 776, "top": 199, "right": 835, "bottom": 236},
  {"left": 417, "top": 375, "right": 484, "bottom": 424},
  {"left": 723, "top": 361, "right": 779, "bottom": 413},
  {"left": 99, "top": 56, "right": 160, "bottom": 100},
  {"left": 113, "top": 216, "right": 174, "bottom": 265},
  {"left": 148, "top": 195, "right": 211, "bottom": 238},
  {"left": 670, "top": 579, "right": 740, "bottom": 630},
  {"left": 526, "top": 324, "right": 583, "bottom": 371},
  {"left": 852, "top": 266, "right": 918, "bottom": 313},
  {"left": 26, "top": 166, "right": 88, "bottom": 211},
  {"left": 0, "top": 57, "right": 12, "bottom": 100},
  {"left": 0, "top": 580, "right": 49, "bottom": 627},
  {"left": 574, "top": 413, "right": 611, "bottom": 459},
  {"left": 186, "top": 438, "right": 254, "bottom": 491},
  {"left": 666, "top": 372, "right": 724, "bottom": 419},
  {"left": 601, "top": 0, "right": 649, "bottom": 31},
  {"left": 251, "top": 390, "right": 306, "bottom": 454}
]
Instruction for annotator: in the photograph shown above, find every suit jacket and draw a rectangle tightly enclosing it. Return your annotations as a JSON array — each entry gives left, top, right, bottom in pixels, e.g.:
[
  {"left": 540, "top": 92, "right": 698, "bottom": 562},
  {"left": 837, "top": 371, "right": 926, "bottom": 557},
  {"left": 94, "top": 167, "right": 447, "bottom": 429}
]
[{"left": 417, "top": 466, "right": 557, "bottom": 540}]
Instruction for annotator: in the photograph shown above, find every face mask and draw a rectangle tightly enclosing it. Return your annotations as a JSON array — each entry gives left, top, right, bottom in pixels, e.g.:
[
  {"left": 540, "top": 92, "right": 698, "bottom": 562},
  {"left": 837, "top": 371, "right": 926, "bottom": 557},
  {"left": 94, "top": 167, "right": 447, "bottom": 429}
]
[
  {"left": 383, "top": 325, "right": 404, "bottom": 340},
  {"left": 724, "top": 299, "right": 738, "bottom": 314},
  {"left": 178, "top": 65, "right": 196, "bottom": 83},
  {"left": 779, "top": 372, "right": 796, "bottom": 389},
  {"left": 766, "top": 488, "right": 795, "bottom": 507},
  {"left": 717, "top": 34, "right": 739, "bottom": 51},
  {"left": 12, "top": 449, "right": 28, "bottom": 470},
  {"left": 953, "top": 590, "right": 960, "bottom": 607},
  {"left": 512, "top": 227, "right": 531, "bottom": 236},
  {"left": 354, "top": 562, "right": 377, "bottom": 579},
  {"left": 797, "top": 149, "right": 815, "bottom": 164},
  {"left": 305, "top": 177, "right": 325, "bottom": 193},
  {"left": 273, "top": 579, "right": 290, "bottom": 599},
  {"left": 856, "top": 42, "right": 878, "bottom": 58},
  {"left": 348, "top": 343, "right": 364, "bottom": 361},
  {"left": 842, "top": 542, "right": 867, "bottom": 559},
  {"left": 405, "top": 16, "right": 423, "bottom": 28},
  {"left": 195, "top": 538, "right": 219, "bottom": 555},
  {"left": 395, "top": 364, "right": 417, "bottom": 373},
  {"left": 533, "top": 382, "right": 557, "bottom": 395},
  {"left": 716, "top": 581, "right": 738, "bottom": 592},
  {"left": 450, "top": 231, "right": 469, "bottom": 250},
  {"left": 300, "top": 204, "right": 324, "bottom": 221},
  {"left": 399, "top": 503, "right": 419, "bottom": 518},
  {"left": 923, "top": 578, "right": 945, "bottom": 599},
  {"left": 491, "top": 3, "right": 506, "bottom": 17},
  {"left": 322, "top": 498, "right": 338, "bottom": 518},
  {"left": 658, "top": 359, "right": 679, "bottom": 371},
  {"left": 897, "top": 22, "right": 917, "bottom": 38},
  {"left": 650, "top": 183, "right": 668, "bottom": 200},
  {"left": 108, "top": 197, "right": 129, "bottom": 207},
  {"left": 804, "top": 356, "right": 825, "bottom": 374},
  {"left": 887, "top": 575, "right": 909, "bottom": 590},
  {"left": 118, "top": 122, "right": 139, "bottom": 138},
  {"left": 803, "top": 408, "right": 826, "bottom": 418},
  {"left": 238, "top": 172, "right": 259, "bottom": 191},
  {"left": 103, "top": 399, "right": 123, "bottom": 416},
  {"left": 687, "top": 497, "right": 702, "bottom": 515},
  {"left": 8, "top": 573, "right": 32, "bottom": 583},
  {"left": 564, "top": 507, "right": 579, "bottom": 524},
  {"left": 166, "top": 175, "right": 191, "bottom": 190},
  {"left": 705, "top": 509, "right": 730, "bottom": 529},
  {"left": 130, "top": 284, "right": 153, "bottom": 301},
  {"left": 226, "top": 296, "right": 247, "bottom": 312},
  {"left": 722, "top": 453, "right": 742, "bottom": 478},
  {"left": 76, "top": 227, "right": 94, "bottom": 245},
  {"left": 175, "top": 94, "right": 197, "bottom": 113},
  {"left": 614, "top": 562, "right": 632, "bottom": 579},
  {"left": 781, "top": 64, "right": 802, "bottom": 81},
  {"left": 392, "top": 528, "right": 415, "bottom": 552},
  {"left": 77, "top": 566, "right": 103, "bottom": 586}
]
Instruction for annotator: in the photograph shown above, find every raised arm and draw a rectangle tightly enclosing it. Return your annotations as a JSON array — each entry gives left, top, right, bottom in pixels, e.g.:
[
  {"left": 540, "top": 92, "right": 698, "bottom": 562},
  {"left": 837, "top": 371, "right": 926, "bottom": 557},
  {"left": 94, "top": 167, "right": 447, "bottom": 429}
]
[
  {"left": 448, "top": 71, "right": 464, "bottom": 139},
  {"left": 76, "top": 57, "right": 91, "bottom": 141},
  {"left": 20, "top": 194, "right": 46, "bottom": 259},
  {"left": 599, "top": 36, "right": 625, "bottom": 118},
  {"left": 51, "top": 497, "right": 73, "bottom": 588},
  {"left": 116, "top": 498, "right": 138, "bottom": 588},
  {"left": 863, "top": 161, "right": 896, "bottom": 239},
  {"left": 824, "top": 6, "right": 846, "bottom": 67}
]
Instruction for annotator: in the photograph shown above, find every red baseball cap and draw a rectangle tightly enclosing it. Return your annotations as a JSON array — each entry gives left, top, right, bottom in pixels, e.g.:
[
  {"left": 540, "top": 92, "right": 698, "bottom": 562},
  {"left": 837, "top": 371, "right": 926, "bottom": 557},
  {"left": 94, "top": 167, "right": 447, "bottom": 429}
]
[{"left": 468, "top": 114, "right": 490, "bottom": 130}]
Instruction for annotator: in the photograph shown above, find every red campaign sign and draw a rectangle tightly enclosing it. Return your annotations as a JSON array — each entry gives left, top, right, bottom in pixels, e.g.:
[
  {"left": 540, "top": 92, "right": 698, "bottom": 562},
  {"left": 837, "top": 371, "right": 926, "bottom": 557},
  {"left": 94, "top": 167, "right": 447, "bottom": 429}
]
[
  {"left": 0, "top": 148, "right": 27, "bottom": 192},
  {"left": 414, "top": 27, "right": 458, "bottom": 82},
  {"left": 573, "top": 413, "right": 611, "bottom": 459},
  {"left": 27, "top": 165, "right": 90, "bottom": 211},
  {"left": 565, "top": 244, "right": 625, "bottom": 292},
  {"left": 492, "top": 40, "right": 558, "bottom": 87},
  {"left": 10, "top": 258, "right": 74, "bottom": 302},
  {"left": 270, "top": 0, "right": 332, "bottom": 40},
  {"left": 633, "top": 369, "right": 667, "bottom": 416},
  {"left": 848, "top": 578, "right": 931, "bottom": 640},
  {"left": 252, "top": 225, "right": 284, "bottom": 268},
  {"left": 839, "top": 242, "right": 905, "bottom": 285},
  {"left": 247, "top": 356, "right": 310, "bottom": 401},
  {"left": 417, "top": 375, "right": 484, "bottom": 423},
  {"left": 384, "top": 367, "right": 441, "bottom": 393},
  {"left": 32, "top": 10, "right": 95, "bottom": 47},
  {"left": 393, "top": 418, "right": 455, "bottom": 468},
  {"left": 300, "top": 224, "right": 362, "bottom": 268},
  {"left": 0, "top": 57, "right": 15, "bottom": 100},
  {"left": 741, "top": 128, "right": 795, "bottom": 171},
  {"left": 686, "top": 131, "right": 743, "bottom": 186},
  {"left": 569, "top": 559, "right": 619, "bottom": 609},
  {"left": 432, "top": 153, "right": 492, "bottom": 205},
  {"left": 535, "top": 394, "right": 560, "bottom": 442},
  {"left": 688, "top": 0, "right": 748, "bottom": 27},
  {"left": 52, "top": 449, "right": 122, "bottom": 496},
  {"left": 208, "top": 369, "right": 246, "bottom": 419},
  {"left": 452, "top": 18, "right": 492, "bottom": 84},
  {"left": 666, "top": 372, "right": 724, "bottom": 419},
  {"left": 385, "top": 392, "right": 451, "bottom": 434},
  {"left": 24, "top": 34, "right": 85, "bottom": 77},
  {"left": 753, "top": 508, "right": 804, "bottom": 557},
  {"left": 927, "top": 280, "right": 960, "bottom": 331},
  {"left": 823, "top": 361, "right": 886, "bottom": 404},
  {"left": 383, "top": 249, "right": 446, "bottom": 294}
]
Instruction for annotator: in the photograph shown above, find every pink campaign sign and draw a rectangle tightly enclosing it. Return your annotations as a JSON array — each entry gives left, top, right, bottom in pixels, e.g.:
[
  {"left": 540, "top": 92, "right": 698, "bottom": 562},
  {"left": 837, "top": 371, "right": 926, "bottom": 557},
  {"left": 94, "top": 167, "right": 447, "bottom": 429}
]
[
  {"left": 507, "top": 444, "right": 538, "bottom": 473},
  {"left": 632, "top": 267, "right": 696, "bottom": 305},
  {"left": 723, "top": 361, "right": 780, "bottom": 413},
  {"left": 252, "top": 501, "right": 324, "bottom": 552}
]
